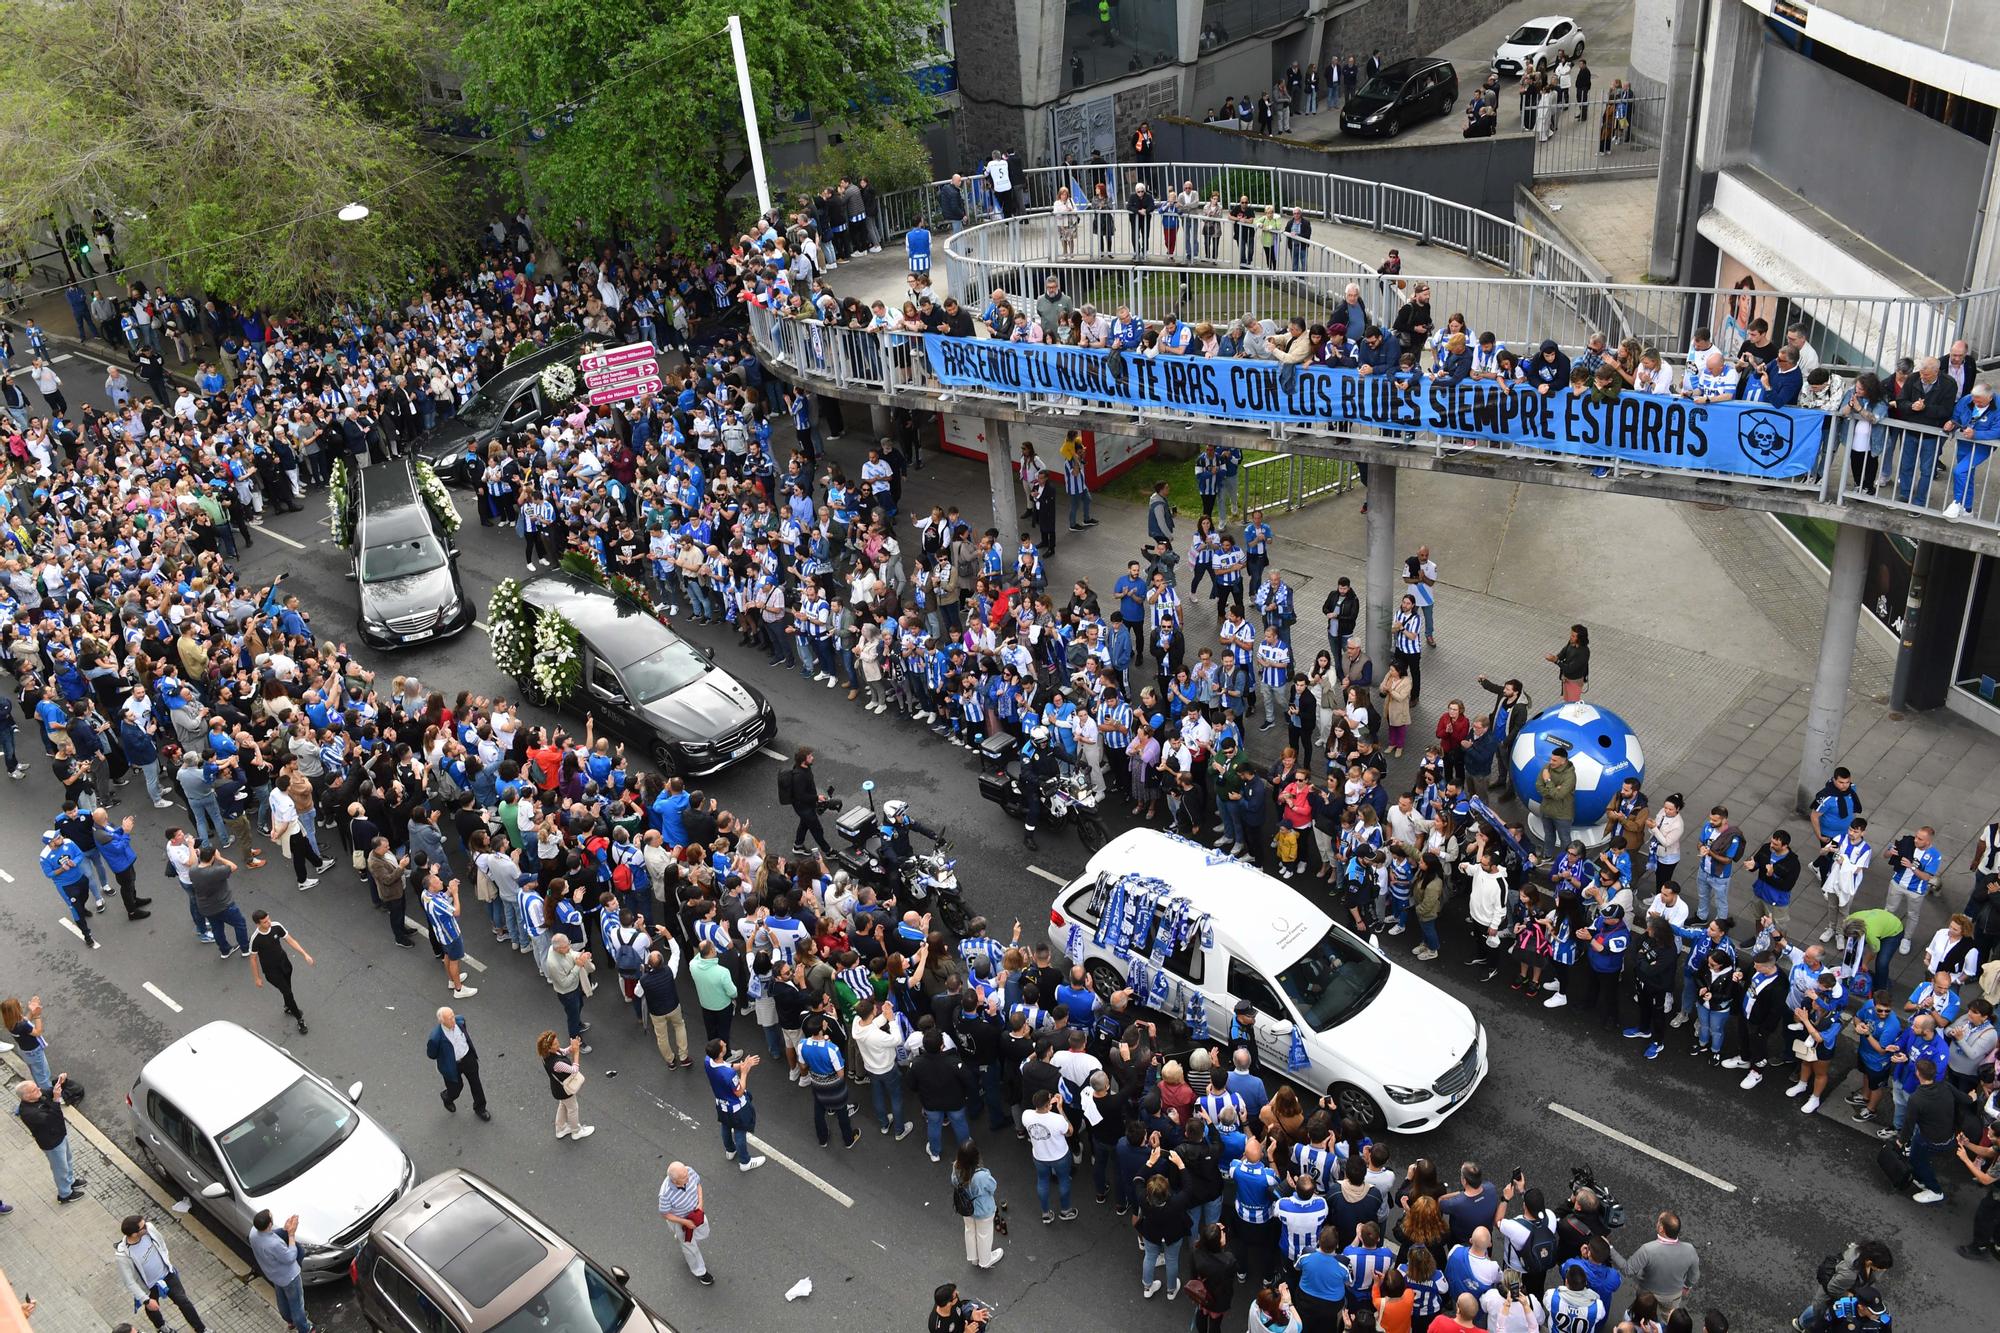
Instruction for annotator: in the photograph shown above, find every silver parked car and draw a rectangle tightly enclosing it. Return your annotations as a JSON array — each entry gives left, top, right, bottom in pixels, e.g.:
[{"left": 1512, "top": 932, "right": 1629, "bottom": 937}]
[{"left": 127, "top": 1020, "right": 415, "bottom": 1284}]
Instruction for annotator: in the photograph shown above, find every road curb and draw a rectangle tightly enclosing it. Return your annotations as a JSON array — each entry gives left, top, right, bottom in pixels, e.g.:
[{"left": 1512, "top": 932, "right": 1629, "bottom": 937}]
[{"left": 0, "top": 1050, "right": 269, "bottom": 1292}]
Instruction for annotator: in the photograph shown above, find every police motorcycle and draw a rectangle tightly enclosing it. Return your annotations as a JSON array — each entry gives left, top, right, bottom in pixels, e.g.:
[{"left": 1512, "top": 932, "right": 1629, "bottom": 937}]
[
  {"left": 975, "top": 725, "right": 1109, "bottom": 853},
  {"left": 830, "top": 782, "right": 970, "bottom": 935}
]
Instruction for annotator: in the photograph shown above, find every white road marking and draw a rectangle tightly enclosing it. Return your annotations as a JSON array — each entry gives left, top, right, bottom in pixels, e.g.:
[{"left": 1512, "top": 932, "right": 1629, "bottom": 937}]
[
  {"left": 1546, "top": 1102, "right": 1738, "bottom": 1193},
  {"left": 403, "top": 917, "right": 486, "bottom": 972},
  {"left": 58, "top": 917, "right": 85, "bottom": 941},
  {"left": 144, "top": 983, "right": 184, "bottom": 1013},
  {"left": 50, "top": 354, "right": 73, "bottom": 363},
  {"left": 472, "top": 619, "right": 490, "bottom": 633},
  {"left": 250, "top": 523, "right": 307, "bottom": 550},
  {"left": 1026, "top": 865, "right": 1067, "bottom": 886},
  {"left": 757, "top": 746, "right": 789, "bottom": 762},
  {"left": 0, "top": 869, "right": 14, "bottom": 883},
  {"left": 744, "top": 1134, "right": 854, "bottom": 1207}
]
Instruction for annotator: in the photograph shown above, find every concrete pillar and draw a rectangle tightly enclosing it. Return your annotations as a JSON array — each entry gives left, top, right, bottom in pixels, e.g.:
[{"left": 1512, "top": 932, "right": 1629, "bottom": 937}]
[
  {"left": 1646, "top": 0, "right": 1705, "bottom": 280},
  {"left": 1798, "top": 523, "right": 1867, "bottom": 812},
  {"left": 1364, "top": 463, "right": 1398, "bottom": 671},
  {"left": 869, "top": 402, "right": 894, "bottom": 444},
  {"left": 985, "top": 418, "right": 1020, "bottom": 541}
]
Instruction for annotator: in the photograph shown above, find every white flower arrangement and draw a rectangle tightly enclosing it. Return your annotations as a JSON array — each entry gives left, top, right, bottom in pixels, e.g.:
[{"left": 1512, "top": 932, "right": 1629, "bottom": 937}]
[
  {"left": 414, "top": 459, "right": 462, "bottom": 535},
  {"left": 487, "top": 579, "right": 535, "bottom": 679},
  {"left": 328, "top": 456, "right": 354, "bottom": 547},
  {"left": 539, "top": 361, "right": 578, "bottom": 405},
  {"left": 530, "top": 607, "right": 582, "bottom": 700}
]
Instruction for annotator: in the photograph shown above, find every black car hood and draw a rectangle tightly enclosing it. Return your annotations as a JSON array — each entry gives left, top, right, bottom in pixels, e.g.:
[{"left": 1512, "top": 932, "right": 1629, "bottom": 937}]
[
  {"left": 639, "top": 671, "right": 762, "bottom": 738},
  {"left": 1344, "top": 91, "right": 1397, "bottom": 117},
  {"left": 360, "top": 565, "right": 457, "bottom": 619}
]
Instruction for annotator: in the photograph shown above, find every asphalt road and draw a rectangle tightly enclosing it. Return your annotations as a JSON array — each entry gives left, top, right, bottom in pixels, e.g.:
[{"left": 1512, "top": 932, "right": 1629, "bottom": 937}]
[{"left": 1, "top": 418, "right": 1989, "bottom": 1332}]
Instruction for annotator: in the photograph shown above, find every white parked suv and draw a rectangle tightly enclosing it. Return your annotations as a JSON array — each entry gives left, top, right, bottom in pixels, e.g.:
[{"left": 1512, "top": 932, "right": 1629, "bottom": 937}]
[{"left": 1046, "top": 829, "right": 1486, "bottom": 1133}]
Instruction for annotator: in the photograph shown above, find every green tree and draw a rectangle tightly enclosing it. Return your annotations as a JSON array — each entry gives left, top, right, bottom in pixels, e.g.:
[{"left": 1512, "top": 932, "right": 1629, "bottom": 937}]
[
  {"left": 779, "top": 119, "right": 936, "bottom": 207},
  {"left": 448, "top": 0, "right": 941, "bottom": 239},
  {"left": 0, "top": 0, "right": 465, "bottom": 310}
]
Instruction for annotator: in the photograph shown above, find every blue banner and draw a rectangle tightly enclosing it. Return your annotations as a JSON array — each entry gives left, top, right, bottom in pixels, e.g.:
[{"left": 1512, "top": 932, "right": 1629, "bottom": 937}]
[{"left": 921, "top": 336, "right": 1827, "bottom": 478}]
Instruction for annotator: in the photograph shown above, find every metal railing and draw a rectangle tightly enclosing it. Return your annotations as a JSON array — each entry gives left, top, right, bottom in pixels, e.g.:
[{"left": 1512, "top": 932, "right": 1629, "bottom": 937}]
[
  {"left": 1234, "top": 451, "right": 1358, "bottom": 520},
  {"left": 747, "top": 301, "right": 2000, "bottom": 546},
  {"left": 938, "top": 211, "right": 1990, "bottom": 376},
  {"left": 1529, "top": 95, "right": 1665, "bottom": 179}
]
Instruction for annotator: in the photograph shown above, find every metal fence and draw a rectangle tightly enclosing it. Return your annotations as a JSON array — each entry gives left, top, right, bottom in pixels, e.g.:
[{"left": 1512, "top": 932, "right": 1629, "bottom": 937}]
[
  {"left": 1235, "top": 450, "right": 1358, "bottom": 519},
  {"left": 939, "top": 209, "right": 1994, "bottom": 377},
  {"left": 749, "top": 302, "right": 2000, "bottom": 545},
  {"left": 1529, "top": 95, "right": 1665, "bottom": 179}
]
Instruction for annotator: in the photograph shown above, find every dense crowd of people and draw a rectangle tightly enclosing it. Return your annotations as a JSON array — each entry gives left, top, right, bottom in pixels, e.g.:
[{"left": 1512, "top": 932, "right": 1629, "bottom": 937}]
[{"left": 5, "top": 189, "right": 1996, "bottom": 1333}]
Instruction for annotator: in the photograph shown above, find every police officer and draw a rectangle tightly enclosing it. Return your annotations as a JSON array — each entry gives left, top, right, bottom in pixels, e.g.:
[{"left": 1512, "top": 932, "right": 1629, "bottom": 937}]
[{"left": 1019, "top": 726, "right": 1060, "bottom": 852}]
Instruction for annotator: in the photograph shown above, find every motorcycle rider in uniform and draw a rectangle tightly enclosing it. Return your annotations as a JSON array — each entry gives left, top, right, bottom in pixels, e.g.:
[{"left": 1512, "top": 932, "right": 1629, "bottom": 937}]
[
  {"left": 877, "top": 799, "right": 937, "bottom": 880},
  {"left": 1018, "top": 726, "right": 1061, "bottom": 852}
]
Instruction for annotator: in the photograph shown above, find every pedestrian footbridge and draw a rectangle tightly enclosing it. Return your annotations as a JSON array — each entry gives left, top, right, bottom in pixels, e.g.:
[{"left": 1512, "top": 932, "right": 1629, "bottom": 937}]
[{"left": 749, "top": 160, "right": 2000, "bottom": 808}]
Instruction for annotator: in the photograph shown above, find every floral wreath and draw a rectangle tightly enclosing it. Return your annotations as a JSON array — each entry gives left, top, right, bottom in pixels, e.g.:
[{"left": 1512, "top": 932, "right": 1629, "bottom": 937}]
[
  {"left": 539, "top": 361, "right": 578, "bottom": 405},
  {"left": 328, "top": 456, "right": 354, "bottom": 547},
  {"left": 414, "top": 460, "right": 461, "bottom": 535}
]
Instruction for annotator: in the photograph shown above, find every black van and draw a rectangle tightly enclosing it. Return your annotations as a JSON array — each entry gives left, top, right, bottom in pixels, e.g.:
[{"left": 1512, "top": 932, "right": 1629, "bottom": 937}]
[
  {"left": 415, "top": 335, "right": 595, "bottom": 482},
  {"left": 347, "top": 459, "right": 473, "bottom": 649},
  {"left": 1340, "top": 57, "right": 1459, "bottom": 138}
]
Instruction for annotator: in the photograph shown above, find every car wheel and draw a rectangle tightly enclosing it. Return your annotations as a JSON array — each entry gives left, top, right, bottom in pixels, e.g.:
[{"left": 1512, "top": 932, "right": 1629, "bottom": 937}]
[
  {"left": 1087, "top": 960, "right": 1126, "bottom": 1000},
  {"left": 1330, "top": 1081, "right": 1385, "bottom": 1133},
  {"left": 650, "top": 742, "right": 678, "bottom": 775},
  {"left": 1575, "top": 38, "right": 1585, "bottom": 59},
  {"left": 1384, "top": 113, "right": 1400, "bottom": 138}
]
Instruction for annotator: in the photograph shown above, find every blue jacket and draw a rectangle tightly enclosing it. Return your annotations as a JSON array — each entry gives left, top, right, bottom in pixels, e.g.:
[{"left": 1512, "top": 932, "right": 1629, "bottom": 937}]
[
  {"left": 426, "top": 1017, "right": 475, "bottom": 1080},
  {"left": 1356, "top": 331, "right": 1400, "bottom": 375},
  {"left": 118, "top": 718, "right": 158, "bottom": 766},
  {"left": 1952, "top": 393, "right": 2000, "bottom": 441},
  {"left": 95, "top": 824, "right": 138, "bottom": 874}
]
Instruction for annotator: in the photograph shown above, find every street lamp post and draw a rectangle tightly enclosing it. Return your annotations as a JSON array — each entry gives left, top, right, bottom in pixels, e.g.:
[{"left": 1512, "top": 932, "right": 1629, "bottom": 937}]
[{"left": 728, "top": 14, "right": 773, "bottom": 219}]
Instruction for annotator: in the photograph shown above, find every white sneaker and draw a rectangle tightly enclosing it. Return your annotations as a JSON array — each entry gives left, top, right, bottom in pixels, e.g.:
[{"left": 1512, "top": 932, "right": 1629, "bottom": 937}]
[
  {"left": 1144, "top": 1281, "right": 1162, "bottom": 1298},
  {"left": 981, "top": 1249, "right": 1005, "bottom": 1267},
  {"left": 1944, "top": 502, "right": 1966, "bottom": 520},
  {"left": 1818, "top": 926, "right": 1835, "bottom": 943},
  {"left": 153, "top": 798, "right": 174, "bottom": 809},
  {"left": 788, "top": 1068, "right": 801, "bottom": 1083},
  {"left": 453, "top": 986, "right": 479, "bottom": 998},
  {"left": 1669, "top": 1013, "right": 1689, "bottom": 1029},
  {"left": 1386, "top": 923, "right": 1406, "bottom": 936},
  {"left": 1739, "top": 1070, "right": 1763, "bottom": 1090},
  {"left": 1800, "top": 1095, "right": 1822, "bottom": 1114},
  {"left": 571, "top": 1125, "right": 595, "bottom": 1141},
  {"left": 556, "top": 1125, "right": 571, "bottom": 1138},
  {"left": 1912, "top": 1188, "right": 1945, "bottom": 1204},
  {"left": 1542, "top": 992, "right": 1568, "bottom": 1009},
  {"left": 1899, "top": 938, "right": 1912, "bottom": 955},
  {"left": 1720, "top": 1056, "right": 1749, "bottom": 1070},
  {"left": 740, "top": 1155, "right": 767, "bottom": 1172},
  {"left": 1785, "top": 1081, "right": 1809, "bottom": 1098}
]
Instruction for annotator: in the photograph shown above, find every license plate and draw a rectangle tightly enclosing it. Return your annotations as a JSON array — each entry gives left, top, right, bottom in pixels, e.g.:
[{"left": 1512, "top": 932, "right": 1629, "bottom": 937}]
[
  {"left": 730, "top": 738, "right": 758, "bottom": 759},
  {"left": 401, "top": 629, "right": 434, "bottom": 643}
]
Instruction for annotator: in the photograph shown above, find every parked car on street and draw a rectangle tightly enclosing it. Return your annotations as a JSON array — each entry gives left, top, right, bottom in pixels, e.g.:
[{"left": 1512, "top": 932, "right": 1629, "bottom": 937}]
[
  {"left": 127, "top": 1021, "right": 414, "bottom": 1285},
  {"left": 354, "top": 1170, "right": 674, "bottom": 1333},
  {"left": 1493, "top": 15, "right": 1586, "bottom": 78}
]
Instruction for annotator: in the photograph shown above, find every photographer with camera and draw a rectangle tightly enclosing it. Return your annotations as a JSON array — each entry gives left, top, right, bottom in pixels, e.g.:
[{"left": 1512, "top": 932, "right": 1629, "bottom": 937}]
[{"left": 929, "top": 1282, "right": 991, "bottom": 1333}]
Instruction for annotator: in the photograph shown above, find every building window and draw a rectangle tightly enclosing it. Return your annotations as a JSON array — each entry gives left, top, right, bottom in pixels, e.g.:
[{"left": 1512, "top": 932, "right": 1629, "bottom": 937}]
[
  {"left": 1764, "top": 18, "right": 1995, "bottom": 144},
  {"left": 1199, "top": 0, "right": 1310, "bottom": 53},
  {"left": 1063, "top": 0, "right": 1178, "bottom": 94}
]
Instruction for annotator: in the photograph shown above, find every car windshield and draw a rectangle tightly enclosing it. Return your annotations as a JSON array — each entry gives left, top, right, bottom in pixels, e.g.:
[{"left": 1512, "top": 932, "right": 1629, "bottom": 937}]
[
  {"left": 215, "top": 1077, "right": 358, "bottom": 1195},
  {"left": 620, "top": 639, "right": 710, "bottom": 703},
  {"left": 359, "top": 534, "right": 447, "bottom": 581},
  {"left": 1356, "top": 75, "right": 1401, "bottom": 100},
  {"left": 1506, "top": 25, "right": 1549, "bottom": 44},
  {"left": 1274, "top": 926, "right": 1391, "bottom": 1031},
  {"left": 490, "top": 1257, "right": 634, "bottom": 1333}
]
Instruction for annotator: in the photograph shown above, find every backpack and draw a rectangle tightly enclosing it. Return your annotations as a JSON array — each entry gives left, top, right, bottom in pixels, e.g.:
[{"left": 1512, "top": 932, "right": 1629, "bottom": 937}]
[
  {"left": 428, "top": 763, "right": 463, "bottom": 803},
  {"left": 523, "top": 756, "right": 547, "bottom": 787},
  {"left": 777, "top": 766, "right": 796, "bottom": 806},
  {"left": 1182, "top": 1277, "right": 1218, "bottom": 1314},
  {"left": 608, "top": 928, "right": 646, "bottom": 977},
  {"left": 1518, "top": 1216, "right": 1558, "bottom": 1277},
  {"left": 951, "top": 1176, "right": 976, "bottom": 1217}
]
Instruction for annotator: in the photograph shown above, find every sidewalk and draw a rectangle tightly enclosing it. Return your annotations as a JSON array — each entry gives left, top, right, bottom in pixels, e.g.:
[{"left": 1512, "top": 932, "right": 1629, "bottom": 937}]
[{"left": 0, "top": 1056, "right": 282, "bottom": 1333}]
